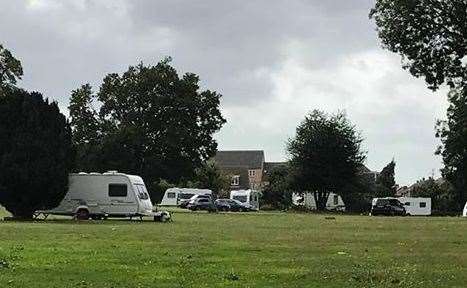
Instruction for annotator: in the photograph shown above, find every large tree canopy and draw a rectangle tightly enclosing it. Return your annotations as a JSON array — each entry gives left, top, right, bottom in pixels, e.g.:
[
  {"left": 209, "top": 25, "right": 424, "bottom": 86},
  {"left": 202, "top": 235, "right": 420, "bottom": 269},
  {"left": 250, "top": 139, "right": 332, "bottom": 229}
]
[
  {"left": 0, "top": 87, "right": 74, "bottom": 218},
  {"left": 436, "top": 86, "right": 467, "bottom": 209},
  {"left": 0, "top": 44, "right": 23, "bottom": 91},
  {"left": 69, "top": 58, "right": 226, "bottom": 199},
  {"left": 370, "top": 0, "right": 467, "bottom": 91},
  {"left": 287, "top": 110, "right": 366, "bottom": 211}
]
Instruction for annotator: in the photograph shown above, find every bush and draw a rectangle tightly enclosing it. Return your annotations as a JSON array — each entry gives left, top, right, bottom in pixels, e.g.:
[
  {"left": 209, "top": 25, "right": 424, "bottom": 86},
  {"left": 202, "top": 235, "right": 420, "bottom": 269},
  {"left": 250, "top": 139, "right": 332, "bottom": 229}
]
[{"left": 0, "top": 88, "right": 74, "bottom": 218}]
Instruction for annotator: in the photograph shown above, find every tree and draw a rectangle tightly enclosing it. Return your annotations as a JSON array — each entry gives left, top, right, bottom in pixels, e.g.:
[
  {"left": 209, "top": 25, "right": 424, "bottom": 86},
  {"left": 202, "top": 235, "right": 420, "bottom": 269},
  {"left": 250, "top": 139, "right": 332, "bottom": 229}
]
[
  {"left": 69, "top": 58, "right": 226, "bottom": 201},
  {"left": 435, "top": 86, "right": 467, "bottom": 210},
  {"left": 68, "top": 84, "right": 102, "bottom": 172},
  {"left": 370, "top": 0, "right": 467, "bottom": 91},
  {"left": 262, "top": 165, "right": 293, "bottom": 210},
  {"left": 0, "top": 44, "right": 23, "bottom": 92},
  {"left": 287, "top": 110, "right": 366, "bottom": 211},
  {"left": 371, "top": 0, "right": 467, "bottom": 209},
  {"left": 0, "top": 87, "right": 74, "bottom": 218},
  {"left": 190, "top": 161, "right": 230, "bottom": 197},
  {"left": 411, "top": 177, "right": 456, "bottom": 214},
  {"left": 375, "top": 160, "right": 396, "bottom": 197}
]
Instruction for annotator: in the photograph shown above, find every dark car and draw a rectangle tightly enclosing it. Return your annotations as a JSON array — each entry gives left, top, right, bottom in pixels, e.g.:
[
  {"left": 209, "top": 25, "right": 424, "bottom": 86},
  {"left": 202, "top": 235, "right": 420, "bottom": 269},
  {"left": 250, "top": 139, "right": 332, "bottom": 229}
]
[
  {"left": 214, "top": 199, "right": 231, "bottom": 211},
  {"left": 215, "top": 199, "right": 250, "bottom": 212},
  {"left": 187, "top": 197, "right": 217, "bottom": 212},
  {"left": 371, "top": 198, "right": 406, "bottom": 216}
]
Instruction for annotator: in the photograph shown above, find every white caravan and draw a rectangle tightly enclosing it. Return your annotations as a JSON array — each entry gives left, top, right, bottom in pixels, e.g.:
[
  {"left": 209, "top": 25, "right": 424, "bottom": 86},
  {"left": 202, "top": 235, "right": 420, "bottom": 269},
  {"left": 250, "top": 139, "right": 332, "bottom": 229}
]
[
  {"left": 463, "top": 202, "right": 467, "bottom": 217},
  {"left": 398, "top": 197, "right": 431, "bottom": 216},
  {"left": 292, "top": 192, "right": 345, "bottom": 211},
  {"left": 230, "top": 190, "right": 260, "bottom": 210},
  {"left": 160, "top": 188, "right": 213, "bottom": 206},
  {"left": 36, "top": 172, "right": 158, "bottom": 220}
]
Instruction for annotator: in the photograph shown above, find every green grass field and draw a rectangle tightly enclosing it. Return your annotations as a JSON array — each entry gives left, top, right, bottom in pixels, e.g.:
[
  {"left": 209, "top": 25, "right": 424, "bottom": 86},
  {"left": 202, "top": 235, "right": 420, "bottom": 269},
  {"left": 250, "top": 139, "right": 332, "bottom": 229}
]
[{"left": 0, "top": 207, "right": 466, "bottom": 288}]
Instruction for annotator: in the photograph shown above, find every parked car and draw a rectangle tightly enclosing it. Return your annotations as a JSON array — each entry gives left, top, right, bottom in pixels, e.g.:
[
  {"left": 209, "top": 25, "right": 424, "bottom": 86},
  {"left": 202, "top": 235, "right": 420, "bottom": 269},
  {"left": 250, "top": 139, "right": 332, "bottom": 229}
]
[
  {"left": 187, "top": 197, "right": 217, "bottom": 212},
  {"left": 215, "top": 199, "right": 252, "bottom": 212},
  {"left": 371, "top": 198, "right": 406, "bottom": 216},
  {"left": 463, "top": 202, "right": 467, "bottom": 217},
  {"left": 180, "top": 194, "right": 212, "bottom": 209}
]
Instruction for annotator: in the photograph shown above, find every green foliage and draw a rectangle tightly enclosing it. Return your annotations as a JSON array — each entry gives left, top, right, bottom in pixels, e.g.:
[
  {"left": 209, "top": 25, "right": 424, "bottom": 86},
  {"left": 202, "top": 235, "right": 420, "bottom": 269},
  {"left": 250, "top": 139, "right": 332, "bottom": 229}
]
[
  {"left": 340, "top": 173, "right": 375, "bottom": 213},
  {"left": 287, "top": 110, "right": 366, "bottom": 211},
  {"left": 370, "top": 0, "right": 467, "bottom": 91},
  {"left": 190, "top": 161, "right": 230, "bottom": 197},
  {"left": 69, "top": 58, "right": 226, "bottom": 201},
  {"left": 0, "top": 44, "right": 23, "bottom": 91},
  {"left": 371, "top": 1, "right": 467, "bottom": 210},
  {"left": 262, "top": 165, "right": 293, "bottom": 210},
  {"left": 150, "top": 179, "right": 176, "bottom": 206},
  {"left": 411, "top": 177, "right": 456, "bottom": 214},
  {"left": 375, "top": 160, "right": 396, "bottom": 197},
  {"left": 0, "top": 88, "right": 74, "bottom": 218},
  {"left": 436, "top": 86, "right": 467, "bottom": 210}
]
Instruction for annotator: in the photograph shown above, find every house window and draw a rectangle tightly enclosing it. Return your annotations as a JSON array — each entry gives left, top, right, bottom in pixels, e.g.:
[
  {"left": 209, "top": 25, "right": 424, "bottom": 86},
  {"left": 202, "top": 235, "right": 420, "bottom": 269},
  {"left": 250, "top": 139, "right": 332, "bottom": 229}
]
[
  {"left": 108, "top": 184, "right": 127, "bottom": 197},
  {"left": 248, "top": 170, "right": 256, "bottom": 177},
  {"left": 333, "top": 195, "right": 339, "bottom": 205},
  {"left": 231, "top": 175, "right": 240, "bottom": 186},
  {"left": 420, "top": 202, "right": 426, "bottom": 208},
  {"left": 167, "top": 192, "right": 176, "bottom": 199}
]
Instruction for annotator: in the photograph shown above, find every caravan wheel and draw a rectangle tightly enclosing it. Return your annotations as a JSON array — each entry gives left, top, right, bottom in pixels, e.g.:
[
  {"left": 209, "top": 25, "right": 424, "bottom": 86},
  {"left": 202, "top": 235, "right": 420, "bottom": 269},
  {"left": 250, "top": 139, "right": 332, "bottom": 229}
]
[{"left": 76, "top": 209, "right": 90, "bottom": 220}]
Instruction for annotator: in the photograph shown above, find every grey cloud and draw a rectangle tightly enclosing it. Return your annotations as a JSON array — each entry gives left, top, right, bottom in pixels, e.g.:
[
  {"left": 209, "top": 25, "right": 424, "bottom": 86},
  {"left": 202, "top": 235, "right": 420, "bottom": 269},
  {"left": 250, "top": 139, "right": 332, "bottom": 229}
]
[{"left": 0, "top": 0, "right": 447, "bottom": 184}]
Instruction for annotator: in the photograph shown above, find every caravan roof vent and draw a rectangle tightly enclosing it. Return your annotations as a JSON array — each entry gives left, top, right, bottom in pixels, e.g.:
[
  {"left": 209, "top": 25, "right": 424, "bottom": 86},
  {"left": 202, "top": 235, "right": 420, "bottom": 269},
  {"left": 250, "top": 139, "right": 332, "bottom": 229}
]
[{"left": 104, "top": 170, "right": 119, "bottom": 174}]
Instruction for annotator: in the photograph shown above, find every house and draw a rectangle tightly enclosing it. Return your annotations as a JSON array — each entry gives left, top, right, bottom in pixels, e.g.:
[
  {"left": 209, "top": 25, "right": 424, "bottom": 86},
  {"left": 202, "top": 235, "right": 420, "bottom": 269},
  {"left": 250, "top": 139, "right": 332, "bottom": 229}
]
[{"left": 213, "top": 150, "right": 266, "bottom": 190}]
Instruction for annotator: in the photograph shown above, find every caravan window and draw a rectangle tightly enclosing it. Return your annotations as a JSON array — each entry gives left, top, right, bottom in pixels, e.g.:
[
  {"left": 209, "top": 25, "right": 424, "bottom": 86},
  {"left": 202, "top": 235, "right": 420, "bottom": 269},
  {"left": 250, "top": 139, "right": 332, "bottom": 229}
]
[
  {"left": 179, "top": 193, "right": 194, "bottom": 200},
  {"left": 109, "top": 184, "right": 127, "bottom": 197},
  {"left": 420, "top": 202, "right": 427, "bottom": 208},
  {"left": 135, "top": 185, "right": 149, "bottom": 200},
  {"left": 167, "top": 192, "right": 176, "bottom": 199}
]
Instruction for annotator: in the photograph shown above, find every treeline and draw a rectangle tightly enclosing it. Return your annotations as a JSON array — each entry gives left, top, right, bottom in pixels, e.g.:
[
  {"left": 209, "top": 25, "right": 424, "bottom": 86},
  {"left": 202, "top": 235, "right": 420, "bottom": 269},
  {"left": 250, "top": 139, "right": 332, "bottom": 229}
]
[{"left": 0, "top": 46, "right": 227, "bottom": 218}]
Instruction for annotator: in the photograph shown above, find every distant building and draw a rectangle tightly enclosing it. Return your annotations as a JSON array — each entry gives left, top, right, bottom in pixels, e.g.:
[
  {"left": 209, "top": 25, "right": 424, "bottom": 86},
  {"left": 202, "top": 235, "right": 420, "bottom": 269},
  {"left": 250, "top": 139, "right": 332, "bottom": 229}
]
[
  {"left": 213, "top": 150, "right": 287, "bottom": 190},
  {"left": 214, "top": 150, "right": 265, "bottom": 190}
]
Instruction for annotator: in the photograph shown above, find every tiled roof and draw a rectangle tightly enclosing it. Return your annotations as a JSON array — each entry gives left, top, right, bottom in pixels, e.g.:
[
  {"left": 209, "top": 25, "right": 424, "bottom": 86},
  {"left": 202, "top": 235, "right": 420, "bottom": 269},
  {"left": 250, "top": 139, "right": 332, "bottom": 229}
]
[{"left": 214, "top": 150, "right": 265, "bottom": 169}]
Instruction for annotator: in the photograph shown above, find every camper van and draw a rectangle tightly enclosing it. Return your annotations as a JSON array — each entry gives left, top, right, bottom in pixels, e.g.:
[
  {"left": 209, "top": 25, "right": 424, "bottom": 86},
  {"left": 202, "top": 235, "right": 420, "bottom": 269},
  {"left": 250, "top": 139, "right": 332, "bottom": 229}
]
[
  {"left": 160, "top": 188, "right": 213, "bottom": 206},
  {"left": 399, "top": 197, "right": 431, "bottom": 216},
  {"left": 230, "top": 190, "right": 260, "bottom": 210},
  {"left": 292, "top": 192, "right": 345, "bottom": 211},
  {"left": 36, "top": 172, "right": 163, "bottom": 220}
]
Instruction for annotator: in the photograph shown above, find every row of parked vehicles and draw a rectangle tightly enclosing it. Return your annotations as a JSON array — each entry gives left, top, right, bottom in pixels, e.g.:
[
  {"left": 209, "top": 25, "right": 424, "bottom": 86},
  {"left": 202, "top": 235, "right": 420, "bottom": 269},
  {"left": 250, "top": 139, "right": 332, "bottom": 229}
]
[
  {"left": 160, "top": 188, "right": 260, "bottom": 212},
  {"left": 370, "top": 197, "right": 432, "bottom": 216}
]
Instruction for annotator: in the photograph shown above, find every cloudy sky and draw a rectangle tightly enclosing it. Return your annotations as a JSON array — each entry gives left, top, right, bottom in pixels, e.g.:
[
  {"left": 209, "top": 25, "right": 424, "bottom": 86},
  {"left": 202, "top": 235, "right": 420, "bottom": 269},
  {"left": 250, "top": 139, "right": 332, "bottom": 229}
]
[{"left": 0, "top": 0, "right": 448, "bottom": 185}]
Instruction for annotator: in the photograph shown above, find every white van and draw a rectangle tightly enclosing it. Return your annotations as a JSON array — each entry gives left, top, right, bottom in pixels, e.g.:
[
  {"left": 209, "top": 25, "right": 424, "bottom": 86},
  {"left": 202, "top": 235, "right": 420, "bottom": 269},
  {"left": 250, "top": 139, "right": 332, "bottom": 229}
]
[
  {"left": 160, "top": 188, "right": 212, "bottom": 206},
  {"left": 399, "top": 197, "right": 431, "bottom": 216},
  {"left": 230, "top": 190, "right": 260, "bottom": 210},
  {"left": 36, "top": 171, "right": 160, "bottom": 220},
  {"left": 463, "top": 202, "right": 467, "bottom": 217}
]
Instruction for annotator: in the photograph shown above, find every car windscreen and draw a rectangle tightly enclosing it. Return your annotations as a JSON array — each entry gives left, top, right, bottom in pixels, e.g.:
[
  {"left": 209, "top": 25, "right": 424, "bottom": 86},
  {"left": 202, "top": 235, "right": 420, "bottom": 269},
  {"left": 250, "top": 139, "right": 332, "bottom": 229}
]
[
  {"left": 375, "top": 199, "right": 389, "bottom": 206},
  {"left": 233, "top": 195, "right": 248, "bottom": 203}
]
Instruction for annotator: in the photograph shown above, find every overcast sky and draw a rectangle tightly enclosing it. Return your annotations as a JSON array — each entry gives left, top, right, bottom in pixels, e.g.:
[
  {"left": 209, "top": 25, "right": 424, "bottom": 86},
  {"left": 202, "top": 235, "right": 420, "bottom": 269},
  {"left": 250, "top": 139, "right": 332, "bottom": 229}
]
[{"left": 0, "top": 0, "right": 449, "bottom": 185}]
